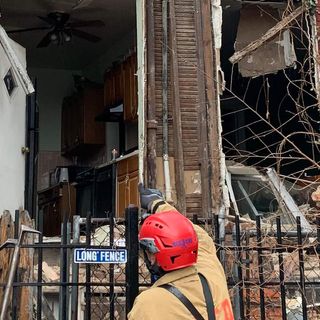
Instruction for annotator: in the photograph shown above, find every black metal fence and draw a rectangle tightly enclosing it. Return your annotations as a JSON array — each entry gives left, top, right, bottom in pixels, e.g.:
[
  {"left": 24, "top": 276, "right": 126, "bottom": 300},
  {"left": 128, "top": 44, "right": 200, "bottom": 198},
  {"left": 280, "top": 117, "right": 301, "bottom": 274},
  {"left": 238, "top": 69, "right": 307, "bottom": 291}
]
[
  {"left": 0, "top": 207, "right": 142, "bottom": 320},
  {"left": 211, "top": 214, "right": 320, "bottom": 320},
  {"left": 1, "top": 208, "right": 320, "bottom": 319}
]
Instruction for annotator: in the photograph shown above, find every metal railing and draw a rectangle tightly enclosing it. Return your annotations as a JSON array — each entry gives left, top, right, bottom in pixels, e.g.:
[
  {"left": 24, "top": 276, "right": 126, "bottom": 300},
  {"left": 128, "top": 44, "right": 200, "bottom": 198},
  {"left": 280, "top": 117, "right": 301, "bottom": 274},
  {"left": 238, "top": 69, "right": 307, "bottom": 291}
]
[{"left": 1, "top": 208, "right": 320, "bottom": 319}]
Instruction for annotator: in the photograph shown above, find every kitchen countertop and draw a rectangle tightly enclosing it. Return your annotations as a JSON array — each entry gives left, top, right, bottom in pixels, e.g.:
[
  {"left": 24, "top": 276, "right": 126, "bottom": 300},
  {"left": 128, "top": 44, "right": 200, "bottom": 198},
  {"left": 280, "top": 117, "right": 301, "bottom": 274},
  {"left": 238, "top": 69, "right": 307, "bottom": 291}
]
[{"left": 96, "top": 149, "right": 139, "bottom": 169}]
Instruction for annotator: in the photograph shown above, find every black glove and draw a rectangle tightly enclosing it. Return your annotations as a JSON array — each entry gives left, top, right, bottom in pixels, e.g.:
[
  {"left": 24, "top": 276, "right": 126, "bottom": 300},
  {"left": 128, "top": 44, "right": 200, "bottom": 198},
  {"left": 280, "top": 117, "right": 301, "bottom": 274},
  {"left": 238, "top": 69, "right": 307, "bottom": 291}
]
[{"left": 138, "top": 183, "right": 163, "bottom": 211}]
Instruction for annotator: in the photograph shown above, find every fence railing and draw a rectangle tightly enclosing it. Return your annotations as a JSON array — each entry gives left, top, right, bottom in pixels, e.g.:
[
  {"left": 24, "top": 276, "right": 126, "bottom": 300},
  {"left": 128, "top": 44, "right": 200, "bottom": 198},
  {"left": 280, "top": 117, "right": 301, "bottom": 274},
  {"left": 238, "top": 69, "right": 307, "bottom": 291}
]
[
  {"left": 212, "top": 214, "right": 320, "bottom": 320},
  {"left": 0, "top": 208, "right": 319, "bottom": 319}
]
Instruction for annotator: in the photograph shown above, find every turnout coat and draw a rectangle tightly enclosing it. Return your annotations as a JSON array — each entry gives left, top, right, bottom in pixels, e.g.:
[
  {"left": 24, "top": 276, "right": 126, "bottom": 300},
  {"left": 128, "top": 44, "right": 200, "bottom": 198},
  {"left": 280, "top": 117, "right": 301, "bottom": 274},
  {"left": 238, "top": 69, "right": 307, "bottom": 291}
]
[{"left": 128, "top": 200, "right": 234, "bottom": 320}]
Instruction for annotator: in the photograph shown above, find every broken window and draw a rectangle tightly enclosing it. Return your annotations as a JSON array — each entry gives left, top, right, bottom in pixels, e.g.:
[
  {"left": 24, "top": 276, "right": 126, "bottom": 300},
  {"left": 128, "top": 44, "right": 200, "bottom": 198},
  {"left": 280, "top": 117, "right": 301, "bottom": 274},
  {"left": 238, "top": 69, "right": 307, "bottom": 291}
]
[
  {"left": 231, "top": 176, "right": 294, "bottom": 225},
  {"left": 3, "top": 68, "right": 17, "bottom": 96},
  {"left": 227, "top": 164, "right": 311, "bottom": 230}
]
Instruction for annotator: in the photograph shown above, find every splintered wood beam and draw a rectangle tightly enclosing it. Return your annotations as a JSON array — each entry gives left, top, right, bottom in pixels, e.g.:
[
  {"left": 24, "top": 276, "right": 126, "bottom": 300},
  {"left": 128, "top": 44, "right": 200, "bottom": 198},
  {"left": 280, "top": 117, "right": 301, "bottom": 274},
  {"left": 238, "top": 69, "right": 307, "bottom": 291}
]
[
  {"left": 229, "top": 5, "right": 305, "bottom": 65},
  {"left": 169, "top": 0, "right": 186, "bottom": 214}
]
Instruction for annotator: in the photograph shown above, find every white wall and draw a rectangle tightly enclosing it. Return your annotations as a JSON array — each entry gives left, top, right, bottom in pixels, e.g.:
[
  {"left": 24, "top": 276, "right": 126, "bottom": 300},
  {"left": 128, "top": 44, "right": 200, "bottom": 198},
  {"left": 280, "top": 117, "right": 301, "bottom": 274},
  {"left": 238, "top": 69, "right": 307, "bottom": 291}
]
[
  {"left": 28, "top": 68, "right": 81, "bottom": 151},
  {"left": 0, "top": 39, "right": 27, "bottom": 215}
]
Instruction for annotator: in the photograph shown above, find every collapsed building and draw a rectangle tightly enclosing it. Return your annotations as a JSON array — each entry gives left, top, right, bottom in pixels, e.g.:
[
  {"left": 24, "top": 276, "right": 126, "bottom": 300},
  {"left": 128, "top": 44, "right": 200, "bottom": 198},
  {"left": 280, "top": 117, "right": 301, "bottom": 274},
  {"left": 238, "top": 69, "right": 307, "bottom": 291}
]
[{"left": 0, "top": 0, "right": 319, "bottom": 319}]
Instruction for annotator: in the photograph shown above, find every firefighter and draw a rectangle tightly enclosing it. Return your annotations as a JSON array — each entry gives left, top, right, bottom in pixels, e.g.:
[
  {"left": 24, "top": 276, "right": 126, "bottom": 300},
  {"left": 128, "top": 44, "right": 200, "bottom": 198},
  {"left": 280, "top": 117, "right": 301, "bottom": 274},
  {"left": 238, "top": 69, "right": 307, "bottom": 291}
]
[{"left": 128, "top": 184, "right": 234, "bottom": 320}]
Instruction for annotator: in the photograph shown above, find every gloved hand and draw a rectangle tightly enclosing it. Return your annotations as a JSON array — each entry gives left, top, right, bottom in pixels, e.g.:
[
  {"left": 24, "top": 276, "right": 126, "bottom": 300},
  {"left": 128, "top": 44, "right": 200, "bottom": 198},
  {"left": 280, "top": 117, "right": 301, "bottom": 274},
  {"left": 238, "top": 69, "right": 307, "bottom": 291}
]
[{"left": 138, "top": 183, "right": 163, "bottom": 211}]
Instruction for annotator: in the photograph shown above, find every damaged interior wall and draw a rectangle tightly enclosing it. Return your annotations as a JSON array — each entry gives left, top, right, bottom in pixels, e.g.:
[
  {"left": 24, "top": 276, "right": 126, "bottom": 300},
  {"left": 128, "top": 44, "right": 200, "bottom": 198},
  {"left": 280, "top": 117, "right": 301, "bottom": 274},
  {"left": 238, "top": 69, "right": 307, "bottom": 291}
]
[
  {"left": 234, "top": 5, "right": 297, "bottom": 77},
  {"left": 221, "top": 3, "right": 320, "bottom": 181},
  {"left": 145, "top": 0, "right": 224, "bottom": 217}
]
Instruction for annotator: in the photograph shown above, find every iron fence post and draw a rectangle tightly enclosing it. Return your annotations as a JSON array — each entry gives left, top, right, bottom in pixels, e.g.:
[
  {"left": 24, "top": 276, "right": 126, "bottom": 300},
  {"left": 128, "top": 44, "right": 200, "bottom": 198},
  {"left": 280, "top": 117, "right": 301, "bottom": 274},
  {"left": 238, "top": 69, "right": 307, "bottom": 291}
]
[
  {"left": 37, "top": 209, "right": 43, "bottom": 320},
  {"left": 67, "top": 222, "right": 71, "bottom": 319},
  {"left": 256, "top": 216, "right": 266, "bottom": 320},
  {"left": 125, "top": 206, "right": 139, "bottom": 315},
  {"left": 276, "top": 216, "right": 287, "bottom": 320},
  {"left": 12, "top": 210, "right": 20, "bottom": 320},
  {"left": 235, "top": 215, "right": 244, "bottom": 319},
  {"left": 59, "top": 216, "right": 68, "bottom": 320},
  {"left": 109, "top": 209, "right": 115, "bottom": 320},
  {"left": 85, "top": 211, "right": 92, "bottom": 320},
  {"left": 297, "top": 217, "right": 307, "bottom": 319},
  {"left": 71, "top": 215, "right": 80, "bottom": 320}
]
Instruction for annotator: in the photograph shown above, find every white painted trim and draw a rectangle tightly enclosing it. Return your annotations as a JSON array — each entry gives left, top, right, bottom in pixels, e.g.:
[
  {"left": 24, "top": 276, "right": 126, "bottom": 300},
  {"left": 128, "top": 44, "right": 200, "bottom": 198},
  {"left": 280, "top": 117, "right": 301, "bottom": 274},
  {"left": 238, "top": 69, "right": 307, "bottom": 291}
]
[
  {"left": 0, "top": 25, "right": 34, "bottom": 95},
  {"left": 136, "top": 0, "right": 146, "bottom": 183}
]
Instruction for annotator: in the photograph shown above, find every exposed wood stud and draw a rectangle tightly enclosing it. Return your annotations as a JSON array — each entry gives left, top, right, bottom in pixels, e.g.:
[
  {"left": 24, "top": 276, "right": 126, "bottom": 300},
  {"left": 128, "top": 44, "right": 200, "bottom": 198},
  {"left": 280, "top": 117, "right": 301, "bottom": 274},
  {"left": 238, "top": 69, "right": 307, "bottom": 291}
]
[
  {"left": 194, "top": 0, "right": 211, "bottom": 218},
  {"left": 147, "top": 0, "right": 157, "bottom": 188},
  {"left": 169, "top": 0, "right": 186, "bottom": 213},
  {"left": 201, "top": 0, "right": 222, "bottom": 215}
]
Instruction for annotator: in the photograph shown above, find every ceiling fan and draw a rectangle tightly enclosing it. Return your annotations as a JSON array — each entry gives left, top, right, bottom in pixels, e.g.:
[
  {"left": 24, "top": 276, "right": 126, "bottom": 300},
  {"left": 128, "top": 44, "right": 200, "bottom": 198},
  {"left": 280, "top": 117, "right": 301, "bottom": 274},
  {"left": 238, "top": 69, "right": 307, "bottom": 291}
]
[{"left": 6, "top": 11, "right": 105, "bottom": 48}]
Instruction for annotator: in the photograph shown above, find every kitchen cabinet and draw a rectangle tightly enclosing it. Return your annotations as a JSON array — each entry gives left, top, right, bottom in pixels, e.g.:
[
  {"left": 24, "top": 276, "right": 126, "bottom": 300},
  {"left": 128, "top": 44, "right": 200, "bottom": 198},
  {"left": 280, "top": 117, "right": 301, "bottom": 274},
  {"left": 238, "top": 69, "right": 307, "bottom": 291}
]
[
  {"left": 104, "top": 64, "right": 124, "bottom": 108},
  {"left": 103, "top": 54, "right": 138, "bottom": 122},
  {"left": 116, "top": 153, "right": 139, "bottom": 218},
  {"left": 38, "top": 183, "right": 76, "bottom": 237},
  {"left": 61, "top": 86, "right": 105, "bottom": 156},
  {"left": 123, "top": 54, "right": 138, "bottom": 122}
]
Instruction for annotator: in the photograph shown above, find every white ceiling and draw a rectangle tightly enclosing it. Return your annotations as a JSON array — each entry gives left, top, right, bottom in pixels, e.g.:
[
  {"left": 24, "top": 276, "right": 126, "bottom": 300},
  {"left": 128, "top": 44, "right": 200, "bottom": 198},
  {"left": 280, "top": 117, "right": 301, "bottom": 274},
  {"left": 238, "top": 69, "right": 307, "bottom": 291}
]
[{"left": 0, "top": 0, "right": 136, "bottom": 69}]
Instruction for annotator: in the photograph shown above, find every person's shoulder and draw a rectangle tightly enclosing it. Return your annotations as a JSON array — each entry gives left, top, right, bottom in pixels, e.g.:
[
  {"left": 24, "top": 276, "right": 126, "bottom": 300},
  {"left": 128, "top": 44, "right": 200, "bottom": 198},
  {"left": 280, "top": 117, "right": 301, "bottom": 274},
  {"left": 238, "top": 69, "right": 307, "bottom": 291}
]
[{"left": 136, "top": 287, "right": 167, "bottom": 303}]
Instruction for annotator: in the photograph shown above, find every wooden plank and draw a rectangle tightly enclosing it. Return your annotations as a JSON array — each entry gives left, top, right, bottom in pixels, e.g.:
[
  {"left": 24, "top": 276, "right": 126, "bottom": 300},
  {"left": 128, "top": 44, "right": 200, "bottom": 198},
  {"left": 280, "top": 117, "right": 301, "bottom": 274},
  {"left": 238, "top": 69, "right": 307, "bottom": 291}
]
[
  {"left": 169, "top": 0, "right": 186, "bottom": 213},
  {"left": 147, "top": 0, "right": 158, "bottom": 188},
  {"left": 229, "top": 6, "right": 304, "bottom": 64},
  {"left": 201, "top": 0, "right": 222, "bottom": 214},
  {"left": 0, "top": 211, "right": 14, "bottom": 318},
  {"left": 18, "top": 211, "right": 34, "bottom": 320}
]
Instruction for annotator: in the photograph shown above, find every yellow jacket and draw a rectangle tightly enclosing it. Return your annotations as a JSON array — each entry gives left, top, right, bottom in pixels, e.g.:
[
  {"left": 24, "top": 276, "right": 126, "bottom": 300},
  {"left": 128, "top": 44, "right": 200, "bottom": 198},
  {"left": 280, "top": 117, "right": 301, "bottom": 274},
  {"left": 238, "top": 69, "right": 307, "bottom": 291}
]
[{"left": 128, "top": 200, "right": 234, "bottom": 320}]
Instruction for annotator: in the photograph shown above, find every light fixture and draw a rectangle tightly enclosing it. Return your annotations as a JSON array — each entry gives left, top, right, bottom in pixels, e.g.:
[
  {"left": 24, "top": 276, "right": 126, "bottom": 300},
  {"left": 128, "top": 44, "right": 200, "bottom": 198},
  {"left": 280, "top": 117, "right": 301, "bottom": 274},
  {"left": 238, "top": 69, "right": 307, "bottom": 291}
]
[
  {"left": 63, "top": 31, "right": 72, "bottom": 43},
  {"left": 50, "top": 33, "right": 58, "bottom": 41}
]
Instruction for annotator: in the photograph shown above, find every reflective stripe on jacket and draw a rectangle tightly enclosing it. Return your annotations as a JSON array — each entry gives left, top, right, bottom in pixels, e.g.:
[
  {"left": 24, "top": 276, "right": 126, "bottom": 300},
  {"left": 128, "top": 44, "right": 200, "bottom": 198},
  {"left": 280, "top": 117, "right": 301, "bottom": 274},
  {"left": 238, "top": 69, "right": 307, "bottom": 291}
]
[{"left": 128, "top": 200, "right": 234, "bottom": 320}]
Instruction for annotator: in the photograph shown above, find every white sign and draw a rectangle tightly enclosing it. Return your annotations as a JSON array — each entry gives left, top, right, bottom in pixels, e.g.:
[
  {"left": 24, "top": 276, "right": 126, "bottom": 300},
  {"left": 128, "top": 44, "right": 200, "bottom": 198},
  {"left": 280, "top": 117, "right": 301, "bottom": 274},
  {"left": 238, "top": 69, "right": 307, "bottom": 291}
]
[{"left": 74, "top": 249, "right": 127, "bottom": 264}]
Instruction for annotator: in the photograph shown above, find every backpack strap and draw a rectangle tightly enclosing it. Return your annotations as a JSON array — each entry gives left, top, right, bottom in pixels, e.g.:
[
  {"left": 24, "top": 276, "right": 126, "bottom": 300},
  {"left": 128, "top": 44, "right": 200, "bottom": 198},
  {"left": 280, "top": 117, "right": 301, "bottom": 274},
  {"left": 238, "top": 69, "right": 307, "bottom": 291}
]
[
  {"left": 199, "top": 273, "right": 216, "bottom": 320},
  {"left": 159, "top": 284, "right": 205, "bottom": 320},
  {"left": 159, "top": 274, "right": 215, "bottom": 320}
]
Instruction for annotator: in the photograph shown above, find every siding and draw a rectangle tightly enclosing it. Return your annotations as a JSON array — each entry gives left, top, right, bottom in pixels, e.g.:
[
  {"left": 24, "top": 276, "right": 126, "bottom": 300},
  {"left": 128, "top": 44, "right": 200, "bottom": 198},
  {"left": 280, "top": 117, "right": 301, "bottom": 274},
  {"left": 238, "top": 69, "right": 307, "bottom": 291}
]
[{"left": 146, "top": 0, "right": 219, "bottom": 217}]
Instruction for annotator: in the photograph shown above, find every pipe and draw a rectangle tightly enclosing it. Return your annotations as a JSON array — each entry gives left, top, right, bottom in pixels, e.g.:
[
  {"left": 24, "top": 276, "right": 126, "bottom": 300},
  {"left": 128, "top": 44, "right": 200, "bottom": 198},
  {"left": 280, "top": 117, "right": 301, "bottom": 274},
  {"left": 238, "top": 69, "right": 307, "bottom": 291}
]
[
  {"left": 162, "top": 0, "right": 172, "bottom": 202},
  {"left": 71, "top": 216, "right": 80, "bottom": 320}
]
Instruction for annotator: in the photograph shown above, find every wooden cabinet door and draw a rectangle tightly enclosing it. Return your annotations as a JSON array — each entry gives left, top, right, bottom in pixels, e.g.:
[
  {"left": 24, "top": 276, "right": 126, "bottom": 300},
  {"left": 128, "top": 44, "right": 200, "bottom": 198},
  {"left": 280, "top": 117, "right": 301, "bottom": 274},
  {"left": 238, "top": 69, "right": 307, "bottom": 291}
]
[
  {"left": 116, "top": 155, "right": 139, "bottom": 218},
  {"left": 130, "top": 55, "right": 138, "bottom": 119},
  {"left": 104, "top": 71, "right": 112, "bottom": 107},
  {"left": 128, "top": 170, "right": 139, "bottom": 208},
  {"left": 123, "top": 54, "right": 138, "bottom": 121},
  {"left": 114, "top": 64, "right": 124, "bottom": 105},
  {"left": 117, "top": 174, "right": 128, "bottom": 219},
  {"left": 83, "top": 87, "right": 105, "bottom": 145}
]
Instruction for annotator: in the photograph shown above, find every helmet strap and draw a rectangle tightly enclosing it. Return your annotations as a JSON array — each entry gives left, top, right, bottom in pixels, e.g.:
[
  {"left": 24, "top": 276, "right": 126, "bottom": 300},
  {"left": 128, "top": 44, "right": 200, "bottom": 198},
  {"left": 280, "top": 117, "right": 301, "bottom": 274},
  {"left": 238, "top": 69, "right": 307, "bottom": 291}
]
[{"left": 143, "top": 250, "right": 166, "bottom": 281}]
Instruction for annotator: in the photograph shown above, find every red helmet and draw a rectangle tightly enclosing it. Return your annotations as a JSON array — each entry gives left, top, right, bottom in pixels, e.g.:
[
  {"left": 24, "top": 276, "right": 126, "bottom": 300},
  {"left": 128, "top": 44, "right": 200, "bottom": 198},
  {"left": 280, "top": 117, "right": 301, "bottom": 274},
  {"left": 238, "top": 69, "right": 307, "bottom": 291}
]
[{"left": 139, "top": 210, "right": 198, "bottom": 272}]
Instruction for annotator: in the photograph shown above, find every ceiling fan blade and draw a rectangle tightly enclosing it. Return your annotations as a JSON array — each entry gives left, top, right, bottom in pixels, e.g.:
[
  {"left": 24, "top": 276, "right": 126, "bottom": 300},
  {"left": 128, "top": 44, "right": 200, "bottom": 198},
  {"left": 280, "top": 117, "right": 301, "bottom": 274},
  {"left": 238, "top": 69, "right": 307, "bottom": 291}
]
[
  {"left": 38, "top": 15, "right": 57, "bottom": 26},
  {"left": 37, "top": 32, "right": 53, "bottom": 48},
  {"left": 72, "top": 0, "right": 94, "bottom": 10},
  {"left": 72, "top": 29, "right": 101, "bottom": 43},
  {"left": 69, "top": 20, "right": 105, "bottom": 28},
  {"left": 6, "top": 27, "right": 51, "bottom": 34}
]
